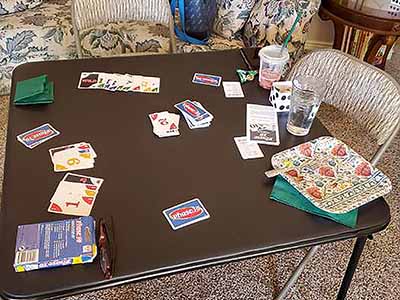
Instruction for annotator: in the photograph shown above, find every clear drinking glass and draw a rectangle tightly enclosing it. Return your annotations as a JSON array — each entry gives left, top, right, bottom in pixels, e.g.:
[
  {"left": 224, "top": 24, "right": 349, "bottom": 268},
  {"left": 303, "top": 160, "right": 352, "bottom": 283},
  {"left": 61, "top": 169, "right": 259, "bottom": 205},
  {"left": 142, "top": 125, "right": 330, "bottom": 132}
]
[{"left": 286, "top": 75, "right": 325, "bottom": 136}]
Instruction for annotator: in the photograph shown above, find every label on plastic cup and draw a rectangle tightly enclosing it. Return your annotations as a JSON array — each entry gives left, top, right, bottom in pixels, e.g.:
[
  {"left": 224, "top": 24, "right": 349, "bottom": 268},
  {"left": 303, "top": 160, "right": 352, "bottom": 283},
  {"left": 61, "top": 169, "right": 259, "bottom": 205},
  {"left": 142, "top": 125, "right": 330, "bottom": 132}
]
[{"left": 258, "top": 45, "right": 289, "bottom": 89}]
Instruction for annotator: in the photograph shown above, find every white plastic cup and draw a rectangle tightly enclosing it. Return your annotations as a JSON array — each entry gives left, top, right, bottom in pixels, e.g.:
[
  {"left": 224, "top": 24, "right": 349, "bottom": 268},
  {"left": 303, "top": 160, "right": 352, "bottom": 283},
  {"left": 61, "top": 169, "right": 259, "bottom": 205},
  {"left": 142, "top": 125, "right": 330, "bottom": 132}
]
[{"left": 258, "top": 45, "right": 290, "bottom": 90}]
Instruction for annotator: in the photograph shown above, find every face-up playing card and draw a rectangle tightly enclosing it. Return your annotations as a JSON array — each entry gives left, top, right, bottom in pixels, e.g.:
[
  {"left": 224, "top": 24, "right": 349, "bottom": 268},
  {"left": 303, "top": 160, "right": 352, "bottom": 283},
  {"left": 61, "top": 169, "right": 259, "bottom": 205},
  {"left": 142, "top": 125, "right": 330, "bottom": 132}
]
[
  {"left": 192, "top": 73, "right": 222, "bottom": 87},
  {"left": 163, "top": 198, "right": 210, "bottom": 230},
  {"left": 141, "top": 76, "right": 160, "bottom": 93},
  {"left": 17, "top": 123, "right": 60, "bottom": 149},
  {"left": 149, "top": 111, "right": 180, "bottom": 138},
  {"left": 49, "top": 142, "right": 97, "bottom": 172},
  {"left": 48, "top": 173, "right": 104, "bottom": 216}
]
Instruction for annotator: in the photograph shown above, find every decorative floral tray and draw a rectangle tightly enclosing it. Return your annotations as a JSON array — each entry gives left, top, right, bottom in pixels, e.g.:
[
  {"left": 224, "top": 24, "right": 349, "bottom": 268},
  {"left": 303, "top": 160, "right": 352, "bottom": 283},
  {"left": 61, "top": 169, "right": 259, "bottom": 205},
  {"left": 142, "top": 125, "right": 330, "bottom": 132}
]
[{"left": 271, "top": 136, "right": 392, "bottom": 214}]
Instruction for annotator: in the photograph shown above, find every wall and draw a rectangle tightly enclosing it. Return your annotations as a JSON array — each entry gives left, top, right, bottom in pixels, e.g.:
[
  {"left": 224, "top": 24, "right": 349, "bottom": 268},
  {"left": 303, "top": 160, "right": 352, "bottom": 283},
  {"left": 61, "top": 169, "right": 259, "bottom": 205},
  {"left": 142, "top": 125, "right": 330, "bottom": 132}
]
[{"left": 305, "top": 15, "right": 335, "bottom": 50}]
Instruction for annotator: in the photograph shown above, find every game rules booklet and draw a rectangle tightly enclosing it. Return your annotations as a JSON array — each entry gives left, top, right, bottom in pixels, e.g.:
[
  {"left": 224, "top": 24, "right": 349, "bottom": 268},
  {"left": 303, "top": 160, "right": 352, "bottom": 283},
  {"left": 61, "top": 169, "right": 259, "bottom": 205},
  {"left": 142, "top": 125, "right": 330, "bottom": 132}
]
[{"left": 13, "top": 216, "right": 97, "bottom": 272}]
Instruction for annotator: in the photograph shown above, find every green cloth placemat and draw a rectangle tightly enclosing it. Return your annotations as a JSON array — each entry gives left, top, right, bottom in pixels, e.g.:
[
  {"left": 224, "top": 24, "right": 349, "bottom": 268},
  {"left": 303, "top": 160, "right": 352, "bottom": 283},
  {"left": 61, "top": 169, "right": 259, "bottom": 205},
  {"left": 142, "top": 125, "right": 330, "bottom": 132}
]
[
  {"left": 270, "top": 175, "right": 358, "bottom": 228},
  {"left": 14, "top": 75, "right": 54, "bottom": 105}
]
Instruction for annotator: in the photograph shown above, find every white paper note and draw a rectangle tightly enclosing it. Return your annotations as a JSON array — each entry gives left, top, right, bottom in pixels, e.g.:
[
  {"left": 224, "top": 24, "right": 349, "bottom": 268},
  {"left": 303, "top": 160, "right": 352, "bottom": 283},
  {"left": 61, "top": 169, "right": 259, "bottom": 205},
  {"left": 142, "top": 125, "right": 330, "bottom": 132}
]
[
  {"left": 234, "top": 137, "right": 264, "bottom": 160},
  {"left": 246, "top": 104, "right": 280, "bottom": 145},
  {"left": 222, "top": 81, "right": 245, "bottom": 98}
]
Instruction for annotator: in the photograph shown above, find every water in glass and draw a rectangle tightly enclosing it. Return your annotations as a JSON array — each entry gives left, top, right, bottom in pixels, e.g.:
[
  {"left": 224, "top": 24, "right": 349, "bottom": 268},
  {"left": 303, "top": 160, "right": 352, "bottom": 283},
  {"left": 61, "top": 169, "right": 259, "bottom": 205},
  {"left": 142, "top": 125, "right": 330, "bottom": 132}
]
[{"left": 286, "top": 75, "right": 324, "bottom": 136}]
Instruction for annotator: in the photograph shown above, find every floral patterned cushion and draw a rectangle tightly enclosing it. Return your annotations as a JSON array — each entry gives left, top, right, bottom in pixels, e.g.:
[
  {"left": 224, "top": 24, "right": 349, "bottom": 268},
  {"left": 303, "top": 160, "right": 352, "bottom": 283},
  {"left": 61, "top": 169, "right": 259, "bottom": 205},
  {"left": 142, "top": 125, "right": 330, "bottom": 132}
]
[
  {"left": 213, "top": 0, "right": 256, "bottom": 40},
  {"left": 0, "top": 0, "right": 76, "bottom": 95},
  {"left": 177, "top": 34, "right": 244, "bottom": 53},
  {"left": 243, "top": 0, "right": 320, "bottom": 63},
  {"left": 0, "top": 0, "right": 42, "bottom": 15},
  {"left": 79, "top": 21, "right": 171, "bottom": 58}
]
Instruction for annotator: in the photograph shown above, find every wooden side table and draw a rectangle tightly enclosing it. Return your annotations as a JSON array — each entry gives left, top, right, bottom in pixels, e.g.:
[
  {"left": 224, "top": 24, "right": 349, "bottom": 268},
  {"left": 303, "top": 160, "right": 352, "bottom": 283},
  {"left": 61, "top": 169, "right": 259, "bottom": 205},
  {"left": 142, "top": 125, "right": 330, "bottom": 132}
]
[{"left": 319, "top": 0, "right": 400, "bottom": 69}]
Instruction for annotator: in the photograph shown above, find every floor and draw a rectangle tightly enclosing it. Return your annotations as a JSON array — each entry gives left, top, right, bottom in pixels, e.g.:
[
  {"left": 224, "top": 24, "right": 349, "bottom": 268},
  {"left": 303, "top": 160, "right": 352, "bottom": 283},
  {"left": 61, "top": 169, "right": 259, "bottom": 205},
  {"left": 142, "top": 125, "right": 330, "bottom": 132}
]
[{"left": 0, "top": 48, "right": 399, "bottom": 300}]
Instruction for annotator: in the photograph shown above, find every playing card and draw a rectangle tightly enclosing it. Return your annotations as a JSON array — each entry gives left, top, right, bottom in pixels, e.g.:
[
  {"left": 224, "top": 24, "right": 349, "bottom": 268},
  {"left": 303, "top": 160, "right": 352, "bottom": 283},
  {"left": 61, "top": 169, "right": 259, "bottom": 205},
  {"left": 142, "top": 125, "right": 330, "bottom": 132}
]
[
  {"left": 78, "top": 72, "right": 101, "bottom": 89},
  {"left": 125, "top": 74, "right": 143, "bottom": 92},
  {"left": 49, "top": 142, "right": 96, "bottom": 160},
  {"left": 174, "top": 100, "right": 213, "bottom": 124},
  {"left": 182, "top": 101, "right": 211, "bottom": 129},
  {"left": 141, "top": 76, "right": 160, "bottom": 93},
  {"left": 17, "top": 123, "right": 60, "bottom": 149},
  {"left": 149, "top": 111, "right": 180, "bottom": 137},
  {"left": 163, "top": 198, "right": 210, "bottom": 230},
  {"left": 51, "top": 148, "right": 94, "bottom": 172},
  {"left": 192, "top": 73, "right": 222, "bottom": 87},
  {"left": 246, "top": 104, "right": 280, "bottom": 146},
  {"left": 95, "top": 72, "right": 110, "bottom": 90},
  {"left": 234, "top": 136, "right": 264, "bottom": 160},
  {"left": 222, "top": 81, "right": 244, "bottom": 98},
  {"left": 48, "top": 173, "right": 104, "bottom": 217}
]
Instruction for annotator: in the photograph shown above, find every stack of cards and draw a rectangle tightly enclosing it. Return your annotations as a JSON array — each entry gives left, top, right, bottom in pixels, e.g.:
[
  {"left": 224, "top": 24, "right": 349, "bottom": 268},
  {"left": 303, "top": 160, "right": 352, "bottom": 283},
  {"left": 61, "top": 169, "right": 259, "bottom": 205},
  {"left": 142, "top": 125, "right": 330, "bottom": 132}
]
[
  {"left": 175, "top": 100, "right": 213, "bottom": 129},
  {"left": 78, "top": 72, "right": 160, "bottom": 93},
  {"left": 48, "top": 173, "right": 104, "bottom": 216},
  {"left": 49, "top": 142, "right": 97, "bottom": 172},
  {"left": 17, "top": 123, "right": 60, "bottom": 149},
  {"left": 149, "top": 111, "right": 180, "bottom": 138}
]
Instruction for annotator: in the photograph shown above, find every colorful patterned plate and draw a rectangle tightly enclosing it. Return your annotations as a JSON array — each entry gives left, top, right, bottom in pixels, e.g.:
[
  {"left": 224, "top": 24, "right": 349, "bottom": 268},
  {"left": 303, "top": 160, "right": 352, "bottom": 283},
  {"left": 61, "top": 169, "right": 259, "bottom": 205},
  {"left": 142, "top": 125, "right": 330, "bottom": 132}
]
[{"left": 271, "top": 136, "right": 392, "bottom": 214}]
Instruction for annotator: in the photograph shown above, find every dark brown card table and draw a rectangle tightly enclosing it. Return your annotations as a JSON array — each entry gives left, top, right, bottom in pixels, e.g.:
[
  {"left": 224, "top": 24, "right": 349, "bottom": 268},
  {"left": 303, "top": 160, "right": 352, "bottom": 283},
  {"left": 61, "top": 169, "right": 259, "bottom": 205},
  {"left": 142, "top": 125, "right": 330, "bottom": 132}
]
[{"left": 0, "top": 49, "right": 390, "bottom": 300}]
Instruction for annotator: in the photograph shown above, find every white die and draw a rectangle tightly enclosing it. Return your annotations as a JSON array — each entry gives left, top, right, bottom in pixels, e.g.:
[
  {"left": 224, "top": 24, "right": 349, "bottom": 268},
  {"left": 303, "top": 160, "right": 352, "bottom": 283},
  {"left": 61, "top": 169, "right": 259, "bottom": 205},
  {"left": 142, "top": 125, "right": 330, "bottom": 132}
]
[{"left": 269, "top": 81, "right": 292, "bottom": 112}]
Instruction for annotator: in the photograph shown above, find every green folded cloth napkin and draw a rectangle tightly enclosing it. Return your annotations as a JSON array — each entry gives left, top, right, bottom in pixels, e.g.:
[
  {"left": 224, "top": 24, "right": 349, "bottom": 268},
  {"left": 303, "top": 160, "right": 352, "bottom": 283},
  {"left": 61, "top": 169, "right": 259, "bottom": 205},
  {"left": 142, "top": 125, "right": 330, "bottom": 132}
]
[
  {"left": 14, "top": 74, "right": 54, "bottom": 105},
  {"left": 270, "top": 175, "right": 358, "bottom": 228}
]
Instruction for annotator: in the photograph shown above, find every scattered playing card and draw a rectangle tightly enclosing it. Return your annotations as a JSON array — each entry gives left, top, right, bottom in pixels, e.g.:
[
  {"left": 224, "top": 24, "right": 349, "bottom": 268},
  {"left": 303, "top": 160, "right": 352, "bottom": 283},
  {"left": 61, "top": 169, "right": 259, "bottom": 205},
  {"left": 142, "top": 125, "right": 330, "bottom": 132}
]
[
  {"left": 192, "top": 73, "right": 222, "bottom": 87},
  {"left": 141, "top": 76, "right": 160, "bottom": 93},
  {"left": 234, "top": 136, "right": 264, "bottom": 160},
  {"left": 78, "top": 72, "right": 160, "bottom": 94},
  {"left": 163, "top": 198, "right": 210, "bottom": 230},
  {"left": 48, "top": 173, "right": 104, "bottom": 217},
  {"left": 222, "top": 81, "right": 244, "bottom": 98},
  {"left": 149, "top": 111, "right": 180, "bottom": 138},
  {"left": 49, "top": 142, "right": 97, "bottom": 172},
  {"left": 246, "top": 104, "right": 280, "bottom": 146},
  {"left": 17, "top": 123, "right": 60, "bottom": 149}
]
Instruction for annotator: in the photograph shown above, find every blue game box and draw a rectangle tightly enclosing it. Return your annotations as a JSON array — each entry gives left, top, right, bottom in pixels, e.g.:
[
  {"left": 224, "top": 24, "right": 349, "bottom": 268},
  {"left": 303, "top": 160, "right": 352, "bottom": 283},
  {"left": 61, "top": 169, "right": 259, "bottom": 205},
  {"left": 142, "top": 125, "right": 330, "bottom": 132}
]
[{"left": 14, "top": 216, "right": 97, "bottom": 272}]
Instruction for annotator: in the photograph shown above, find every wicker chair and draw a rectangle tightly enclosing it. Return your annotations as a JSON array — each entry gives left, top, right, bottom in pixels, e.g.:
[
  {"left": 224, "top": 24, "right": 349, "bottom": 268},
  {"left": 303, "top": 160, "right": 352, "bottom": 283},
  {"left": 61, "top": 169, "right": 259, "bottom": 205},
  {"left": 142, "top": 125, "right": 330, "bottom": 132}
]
[
  {"left": 274, "top": 49, "right": 400, "bottom": 300},
  {"left": 71, "top": 0, "right": 177, "bottom": 58}
]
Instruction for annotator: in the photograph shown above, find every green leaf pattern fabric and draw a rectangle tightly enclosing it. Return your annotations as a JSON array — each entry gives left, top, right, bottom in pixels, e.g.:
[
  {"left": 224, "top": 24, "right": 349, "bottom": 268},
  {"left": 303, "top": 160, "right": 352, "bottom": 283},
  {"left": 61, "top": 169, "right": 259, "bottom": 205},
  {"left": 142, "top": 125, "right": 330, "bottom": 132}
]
[
  {"left": 0, "top": 0, "right": 42, "bottom": 15},
  {"left": 243, "top": 0, "right": 320, "bottom": 63},
  {"left": 0, "top": 0, "right": 76, "bottom": 95},
  {"left": 79, "top": 21, "right": 170, "bottom": 58},
  {"left": 213, "top": 0, "right": 256, "bottom": 40}
]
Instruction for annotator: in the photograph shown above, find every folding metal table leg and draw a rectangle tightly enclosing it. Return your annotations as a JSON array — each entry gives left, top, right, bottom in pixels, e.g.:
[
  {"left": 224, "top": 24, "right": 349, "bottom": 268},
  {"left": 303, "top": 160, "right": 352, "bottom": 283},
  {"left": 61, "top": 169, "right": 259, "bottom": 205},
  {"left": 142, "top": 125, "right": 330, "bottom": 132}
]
[
  {"left": 336, "top": 236, "right": 368, "bottom": 300},
  {"left": 274, "top": 245, "right": 320, "bottom": 300}
]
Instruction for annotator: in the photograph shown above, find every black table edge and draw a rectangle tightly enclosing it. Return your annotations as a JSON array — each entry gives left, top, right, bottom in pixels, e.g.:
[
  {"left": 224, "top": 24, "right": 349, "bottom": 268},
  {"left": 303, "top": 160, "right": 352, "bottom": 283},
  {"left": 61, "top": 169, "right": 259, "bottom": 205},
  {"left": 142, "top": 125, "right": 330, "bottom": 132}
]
[{"left": 0, "top": 205, "right": 390, "bottom": 300}]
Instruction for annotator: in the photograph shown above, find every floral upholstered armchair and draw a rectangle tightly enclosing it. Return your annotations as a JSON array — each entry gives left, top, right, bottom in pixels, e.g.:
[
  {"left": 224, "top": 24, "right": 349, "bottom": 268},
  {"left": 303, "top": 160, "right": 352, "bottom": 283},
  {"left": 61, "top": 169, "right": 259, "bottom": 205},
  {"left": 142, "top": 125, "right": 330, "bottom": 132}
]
[
  {"left": 0, "top": 0, "right": 320, "bottom": 96},
  {"left": 0, "top": 0, "right": 76, "bottom": 95},
  {"left": 177, "top": 0, "right": 321, "bottom": 63}
]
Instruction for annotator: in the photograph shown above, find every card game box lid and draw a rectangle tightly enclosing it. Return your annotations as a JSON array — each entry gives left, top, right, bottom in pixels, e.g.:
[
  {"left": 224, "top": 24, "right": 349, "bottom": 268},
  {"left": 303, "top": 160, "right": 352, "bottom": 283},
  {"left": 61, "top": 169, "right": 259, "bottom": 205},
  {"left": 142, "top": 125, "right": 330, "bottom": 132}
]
[{"left": 13, "top": 216, "right": 97, "bottom": 272}]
